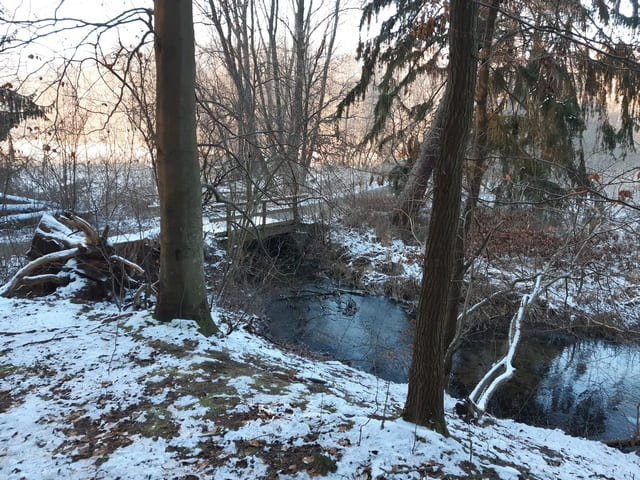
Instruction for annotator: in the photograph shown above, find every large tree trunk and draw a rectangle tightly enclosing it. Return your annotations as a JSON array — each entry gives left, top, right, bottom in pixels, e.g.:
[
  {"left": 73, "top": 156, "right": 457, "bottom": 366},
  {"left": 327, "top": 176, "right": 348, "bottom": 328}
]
[
  {"left": 402, "top": 0, "right": 478, "bottom": 434},
  {"left": 153, "top": 0, "right": 216, "bottom": 335},
  {"left": 444, "top": 0, "right": 501, "bottom": 377}
]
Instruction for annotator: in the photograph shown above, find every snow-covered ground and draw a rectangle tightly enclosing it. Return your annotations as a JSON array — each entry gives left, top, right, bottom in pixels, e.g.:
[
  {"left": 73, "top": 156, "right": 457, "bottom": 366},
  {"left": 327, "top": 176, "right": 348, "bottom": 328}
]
[
  {"left": 1, "top": 291, "right": 639, "bottom": 479},
  {"left": 0, "top": 184, "right": 639, "bottom": 479}
]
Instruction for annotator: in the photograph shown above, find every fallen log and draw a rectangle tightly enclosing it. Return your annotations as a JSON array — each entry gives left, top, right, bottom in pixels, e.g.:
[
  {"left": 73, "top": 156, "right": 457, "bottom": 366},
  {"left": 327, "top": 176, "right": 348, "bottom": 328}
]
[
  {"left": 605, "top": 435, "right": 639, "bottom": 452},
  {"left": 0, "top": 194, "right": 53, "bottom": 228},
  {"left": 0, "top": 247, "right": 80, "bottom": 297},
  {"left": 1, "top": 213, "right": 150, "bottom": 303}
]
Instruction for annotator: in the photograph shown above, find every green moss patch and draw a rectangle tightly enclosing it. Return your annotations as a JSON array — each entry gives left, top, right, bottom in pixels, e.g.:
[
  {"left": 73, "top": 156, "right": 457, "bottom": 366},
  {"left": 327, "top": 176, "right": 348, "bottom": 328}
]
[
  {"left": 147, "top": 339, "right": 193, "bottom": 358},
  {"left": 53, "top": 401, "right": 180, "bottom": 466},
  {"left": 235, "top": 439, "right": 341, "bottom": 477},
  {"left": 0, "top": 389, "right": 21, "bottom": 413},
  {"left": 134, "top": 406, "right": 180, "bottom": 439},
  {"left": 0, "top": 363, "right": 20, "bottom": 379}
]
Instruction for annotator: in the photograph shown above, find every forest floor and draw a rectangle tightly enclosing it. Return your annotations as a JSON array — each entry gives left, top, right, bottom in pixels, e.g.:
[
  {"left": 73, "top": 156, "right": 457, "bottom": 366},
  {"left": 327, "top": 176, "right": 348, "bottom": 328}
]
[
  {"left": 1, "top": 293, "right": 640, "bottom": 480},
  {"left": 2, "top": 184, "right": 640, "bottom": 479},
  {"left": 2, "top": 208, "right": 640, "bottom": 479}
]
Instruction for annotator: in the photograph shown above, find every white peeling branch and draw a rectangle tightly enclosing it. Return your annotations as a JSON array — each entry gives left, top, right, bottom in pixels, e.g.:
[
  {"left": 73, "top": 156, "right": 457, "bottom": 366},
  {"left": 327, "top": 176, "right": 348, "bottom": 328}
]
[
  {"left": 59, "top": 214, "right": 101, "bottom": 245},
  {"left": 469, "top": 273, "right": 544, "bottom": 413},
  {"left": 110, "top": 255, "right": 145, "bottom": 274}
]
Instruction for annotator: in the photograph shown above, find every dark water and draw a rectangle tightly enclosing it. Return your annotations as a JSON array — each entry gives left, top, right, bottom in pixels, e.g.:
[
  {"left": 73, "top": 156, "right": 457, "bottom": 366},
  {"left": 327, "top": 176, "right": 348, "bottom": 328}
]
[
  {"left": 266, "top": 284, "right": 414, "bottom": 380},
  {"left": 450, "top": 331, "right": 640, "bottom": 441},
  {"left": 265, "top": 283, "right": 640, "bottom": 442}
]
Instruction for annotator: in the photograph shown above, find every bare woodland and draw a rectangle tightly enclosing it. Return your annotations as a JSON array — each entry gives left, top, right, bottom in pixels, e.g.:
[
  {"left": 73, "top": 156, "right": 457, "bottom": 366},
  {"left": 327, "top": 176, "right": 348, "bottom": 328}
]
[{"left": 1, "top": 0, "right": 640, "bottom": 451}]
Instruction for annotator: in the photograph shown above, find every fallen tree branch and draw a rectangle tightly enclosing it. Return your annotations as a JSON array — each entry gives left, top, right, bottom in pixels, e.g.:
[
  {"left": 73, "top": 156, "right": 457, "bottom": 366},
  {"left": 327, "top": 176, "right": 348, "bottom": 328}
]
[
  {"left": 59, "top": 214, "right": 101, "bottom": 245},
  {"left": 0, "top": 247, "right": 81, "bottom": 297},
  {"left": 1, "top": 213, "right": 151, "bottom": 302},
  {"left": 21, "top": 274, "right": 71, "bottom": 287},
  {"left": 468, "top": 273, "right": 544, "bottom": 413},
  {"left": 110, "top": 255, "right": 145, "bottom": 274}
]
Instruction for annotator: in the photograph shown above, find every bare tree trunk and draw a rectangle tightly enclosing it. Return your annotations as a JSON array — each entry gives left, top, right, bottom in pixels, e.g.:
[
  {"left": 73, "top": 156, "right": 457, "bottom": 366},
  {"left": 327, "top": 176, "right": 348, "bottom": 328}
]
[
  {"left": 466, "top": 0, "right": 500, "bottom": 209},
  {"left": 298, "top": 0, "right": 341, "bottom": 184},
  {"left": 153, "top": 0, "right": 216, "bottom": 335},
  {"left": 444, "top": 0, "right": 501, "bottom": 377},
  {"left": 392, "top": 103, "right": 444, "bottom": 226},
  {"left": 402, "top": 0, "right": 478, "bottom": 435},
  {"left": 289, "top": 0, "right": 306, "bottom": 220},
  {"left": 394, "top": 1, "right": 500, "bottom": 229}
]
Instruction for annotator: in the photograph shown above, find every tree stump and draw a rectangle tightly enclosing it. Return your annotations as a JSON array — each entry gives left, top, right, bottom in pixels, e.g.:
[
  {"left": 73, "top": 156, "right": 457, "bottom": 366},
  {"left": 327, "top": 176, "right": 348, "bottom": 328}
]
[{"left": 1, "top": 213, "right": 150, "bottom": 304}]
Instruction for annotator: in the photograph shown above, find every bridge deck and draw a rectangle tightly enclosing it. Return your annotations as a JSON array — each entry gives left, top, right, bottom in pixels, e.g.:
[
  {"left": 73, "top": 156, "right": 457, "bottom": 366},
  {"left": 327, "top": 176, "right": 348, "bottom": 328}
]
[{"left": 207, "top": 194, "right": 313, "bottom": 242}]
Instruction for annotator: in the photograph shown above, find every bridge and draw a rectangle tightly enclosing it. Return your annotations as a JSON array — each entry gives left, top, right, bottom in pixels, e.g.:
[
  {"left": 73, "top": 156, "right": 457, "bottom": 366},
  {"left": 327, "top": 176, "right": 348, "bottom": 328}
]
[{"left": 206, "top": 194, "right": 316, "bottom": 245}]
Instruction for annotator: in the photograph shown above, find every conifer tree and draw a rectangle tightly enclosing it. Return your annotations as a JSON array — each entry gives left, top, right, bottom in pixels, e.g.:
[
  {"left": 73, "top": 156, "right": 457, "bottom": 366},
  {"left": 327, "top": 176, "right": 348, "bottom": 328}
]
[
  {"left": 0, "top": 86, "right": 45, "bottom": 141},
  {"left": 340, "top": 0, "right": 640, "bottom": 222}
]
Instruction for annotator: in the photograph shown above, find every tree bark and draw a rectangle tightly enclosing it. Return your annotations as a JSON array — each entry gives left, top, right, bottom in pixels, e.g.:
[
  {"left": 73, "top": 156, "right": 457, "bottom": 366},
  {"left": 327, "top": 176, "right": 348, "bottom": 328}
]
[
  {"left": 466, "top": 0, "right": 500, "bottom": 209},
  {"left": 444, "top": 0, "right": 501, "bottom": 378},
  {"left": 288, "top": 0, "right": 306, "bottom": 220},
  {"left": 153, "top": 0, "right": 216, "bottom": 335},
  {"left": 402, "top": 0, "right": 478, "bottom": 435},
  {"left": 392, "top": 103, "right": 444, "bottom": 226}
]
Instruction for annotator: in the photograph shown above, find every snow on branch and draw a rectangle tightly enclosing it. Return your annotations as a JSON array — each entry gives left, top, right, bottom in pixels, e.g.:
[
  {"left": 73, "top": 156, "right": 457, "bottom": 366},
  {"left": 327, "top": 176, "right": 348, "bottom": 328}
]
[
  {"left": 0, "top": 248, "right": 81, "bottom": 297},
  {"left": 33, "top": 213, "right": 86, "bottom": 249},
  {"left": 468, "top": 273, "right": 544, "bottom": 413},
  {"left": 110, "top": 255, "right": 145, "bottom": 274},
  {"left": 1, "top": 213, "right": 150, "bottom": 301}
]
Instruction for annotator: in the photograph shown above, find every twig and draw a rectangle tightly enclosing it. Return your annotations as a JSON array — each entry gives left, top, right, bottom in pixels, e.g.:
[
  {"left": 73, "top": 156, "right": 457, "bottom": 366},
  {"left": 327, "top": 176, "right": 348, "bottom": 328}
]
[{"left": 17, "top": 334, "right": 78, "bottom": 348}]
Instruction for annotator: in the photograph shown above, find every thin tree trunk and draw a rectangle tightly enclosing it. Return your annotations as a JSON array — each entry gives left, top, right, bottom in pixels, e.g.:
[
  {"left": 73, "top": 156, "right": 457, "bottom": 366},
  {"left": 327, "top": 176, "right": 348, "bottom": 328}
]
[
  {"left": 299, "top": 0, "right": 341, "bottom": 184},
  {"left": 153, "top": 0, "right": 216, "bottom": 335},
  {"left": 402, "top": 0, "right": 478, "bottom": 435},
  {"left": 466, "top": 0, "right": 500, "bottom": 209},
  {"left": 392, "top": 102, "right": 444, "bottom": 226},
  {"left": 289, "top": 0, "right": 305, "bottom": 220}
]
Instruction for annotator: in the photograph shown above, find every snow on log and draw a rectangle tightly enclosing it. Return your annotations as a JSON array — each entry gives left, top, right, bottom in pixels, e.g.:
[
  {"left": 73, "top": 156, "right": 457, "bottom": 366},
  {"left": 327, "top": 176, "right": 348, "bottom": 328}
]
[
  {"left": 27, "top": 213, "right": 86, "bottom": 258},
  {"left": 0, "top": 211, "right": 51, "bottom": 227},
  {"left": 0, "top": 194, "right": 53, "bottom": 228},
  {"left": 469, "top": 274, "right": 544, "bottom": 413},
  {"left": 1, "top": 213, "right": 149, "bottom": 301},
  {"left": 21, "top": 274, "right": 71, "bottom": 287},
  {"left": 0, "top": 248, "right": 80, "bottom": 297},
  {"left": 0, "top": 193, "right": 52, "bottom": 207}
]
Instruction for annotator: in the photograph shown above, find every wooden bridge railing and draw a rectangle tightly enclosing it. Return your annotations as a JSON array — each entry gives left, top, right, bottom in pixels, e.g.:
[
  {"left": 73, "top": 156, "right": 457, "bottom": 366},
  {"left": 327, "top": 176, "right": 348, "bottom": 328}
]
[{"left": 208, "top": 194, "right": 310, "bottom": 238}]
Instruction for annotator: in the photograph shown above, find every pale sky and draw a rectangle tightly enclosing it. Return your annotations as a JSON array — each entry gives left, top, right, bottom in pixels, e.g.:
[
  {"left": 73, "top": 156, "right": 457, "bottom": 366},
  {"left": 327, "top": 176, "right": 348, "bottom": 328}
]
[
  {"left": 0, "top": 0, "right": 363, "bottom": 56},
  {"left": 1, "top": 0, "right": 153, "bottom": 57},
  {"left": 0, "top": 0, "right": 365, "bottom": 91}
]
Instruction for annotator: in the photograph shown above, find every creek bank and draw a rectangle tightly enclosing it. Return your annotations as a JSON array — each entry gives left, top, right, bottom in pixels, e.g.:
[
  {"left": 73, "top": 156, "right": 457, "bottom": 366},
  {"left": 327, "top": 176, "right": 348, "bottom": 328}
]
[
  {"left": 263, "top": 279, "right": 640, "bottom": 447},
  {"left": 220, "top": 227, "right": 640, "bottom": 446}
]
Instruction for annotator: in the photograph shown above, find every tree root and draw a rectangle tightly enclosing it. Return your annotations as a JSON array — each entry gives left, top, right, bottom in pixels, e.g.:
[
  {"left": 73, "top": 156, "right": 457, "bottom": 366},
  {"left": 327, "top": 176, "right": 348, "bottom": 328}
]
[{"left": 1, "top": 213, "right": 150, "bottom": 303}]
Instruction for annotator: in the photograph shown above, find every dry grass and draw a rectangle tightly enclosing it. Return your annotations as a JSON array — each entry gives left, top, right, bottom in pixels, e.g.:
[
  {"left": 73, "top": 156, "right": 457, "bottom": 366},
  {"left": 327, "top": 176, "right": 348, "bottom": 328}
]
[{"left": 340, "top": 189, "right": 427, "bottom": 246}]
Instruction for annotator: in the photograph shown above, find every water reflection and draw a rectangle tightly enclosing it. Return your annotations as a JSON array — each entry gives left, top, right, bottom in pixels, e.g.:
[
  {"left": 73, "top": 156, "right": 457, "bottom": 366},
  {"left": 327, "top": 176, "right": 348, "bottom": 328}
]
[
  {"left": 266, "top": 285, "right": 413, "bottom": 380},
  {"left": 537, "top": 341, "right": 640, "bottom": 440},
  {"left": 265, "top": 283, "right": 640, "bottom": 441}
]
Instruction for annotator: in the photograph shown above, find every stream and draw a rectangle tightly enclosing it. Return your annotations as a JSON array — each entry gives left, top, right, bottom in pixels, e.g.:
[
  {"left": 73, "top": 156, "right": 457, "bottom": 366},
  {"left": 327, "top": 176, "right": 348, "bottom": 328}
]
[{"left": 265, "top": 282, "right": 640, "bottom": 443}]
